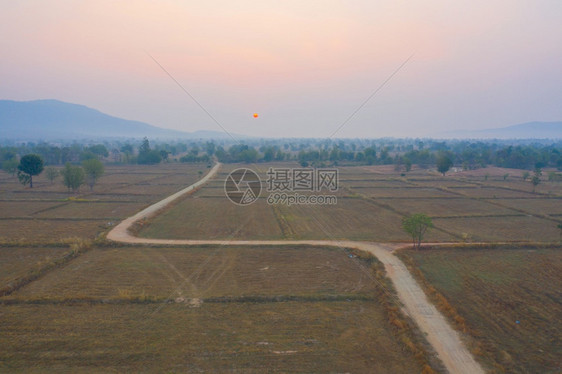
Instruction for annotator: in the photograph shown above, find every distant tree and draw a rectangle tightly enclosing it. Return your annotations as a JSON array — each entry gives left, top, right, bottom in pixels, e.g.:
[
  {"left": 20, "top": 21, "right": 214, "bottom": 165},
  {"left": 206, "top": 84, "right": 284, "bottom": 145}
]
[
  {"left": 111, "top": 148, "right": 121, "bottom": 163},
  {"left": 364, "top": 147, "right": 376, "bottom": 165},
  {"left": 558, "top": 223, "right": 562, "bottom": 241},
  {"left": 402, "top": 213, "right": 433, "bottom": 250},
  {"left": 61, "top": 163, "right": 85, "bottom": 193},
  {"left": 404, "top": 157, "right": 412, "bottom": 172},
  {"left": 139, "top": 137, "right": 150, "bottom": 155},
  {"left": 87, "top": 144, "right": 109, "bottom": 158},
  {"left": 436, "top": 153, "right": 453, "bottom": 176},
  {"left": 138, "top": 150, "right": 162, "bottom": 164},
  {"left": 17, "top": 154, "right": 44, "bottom": 188},
  {"left": 531, "top": 168, "right": 542, "bottom": 193},
  {"left": 159, "top": 150, "right": 169, "bottom": 162},
  {"left": 503, "top": 173, "right": 509, "bottom": 181},
  {"left": 45, "top": 167, "right": 59, "bottom": 184},
  {"left": 82, "top": 159, "right": 104, "bottom": 190},
  {"left": 239, "top": 148, "right": 258, "bottom": 163},
  {"left": 263, "top": 147, "right": 275, "bottom": 162},
  {"left": 522, "top": 171, "right": 530, "bottom": 181},
  {"left": 79, "top": 151, "right": 97, "bottom": 161},
  {"left": 137, "top": 137, "right": 162, "bottom": 164},
  {"left": 120, "top": 144, "right": 134, "bottom": 163},
  {"left": 2, "top": 158, "right": 18, "bottom": 177}
]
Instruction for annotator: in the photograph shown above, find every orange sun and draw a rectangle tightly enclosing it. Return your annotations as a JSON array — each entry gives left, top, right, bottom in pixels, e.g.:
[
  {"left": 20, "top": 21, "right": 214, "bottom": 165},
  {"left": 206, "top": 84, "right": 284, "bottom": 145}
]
[{"left": 253, "top": 113, "right": 258, "bottom": 118}]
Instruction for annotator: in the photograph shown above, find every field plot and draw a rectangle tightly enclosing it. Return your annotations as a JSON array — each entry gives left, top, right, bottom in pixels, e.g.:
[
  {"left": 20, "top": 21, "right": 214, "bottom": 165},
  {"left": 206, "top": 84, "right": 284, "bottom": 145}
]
[
  {"left": 399, "top": 247, "right": 562, "bottom": 373},
  {"left": 0, "top": 302, "right": 423, "bottom": 373},
  {"left": 339, "top": 179, "right": 411, "bottom": 188},
  {"left": 407, "top": 178, "right": 479, "bottom": 188},
  {"left": 276, "top": 198, "right": 454, "bottom": 241},
  {"left": 11, "top": 246, "right": 377, "bottom": 300},
  {"left": 0, "top": 164, "right": 206, "bottom": 242},
  {"left": 1, "top": 246, "right": 430, "bottom": 373},
  {"left": 490, "top": 198, "right": 562, "bottom": 216},
  {"left": 141, "top": 164, "right": 562, "bottom": 243},
  {"left": 0, "top": 246, "right": 70, "bottom": 294},
  {"left": 432, "top": 215, "right": 560, "bottom": 242},
  {"left": 0, "top": 201, "right": 63, "bottom": 218},
  {"left": 352, "top": 186, "right": 457, "bottom": 198},
  {"left": 139, "top": 198, "right": 284, "bottom": 240},
  {"left": 34, "top": 201, "right": 148, "bottom": 219},
  {"left": 0, "top": 218, "right": 106, "bottom": 242},
  {"left": 377, "top": 197, "right": 516, "bottom": 217},
  {"left": 451, "top": 186, "right": 537, "bottom": 198},
  {"left": 486, "top": 179, "right": 562, "bottom": 197}
]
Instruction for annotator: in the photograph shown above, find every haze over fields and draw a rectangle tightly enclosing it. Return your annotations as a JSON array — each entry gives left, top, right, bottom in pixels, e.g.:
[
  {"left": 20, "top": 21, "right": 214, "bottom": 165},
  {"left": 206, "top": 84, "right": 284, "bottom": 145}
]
[
  {"left": 1, "top": 99, "right": 561, "bottom": 140},
  {"left": 1, "top": 1, "right": 562, "bottom": 138}
]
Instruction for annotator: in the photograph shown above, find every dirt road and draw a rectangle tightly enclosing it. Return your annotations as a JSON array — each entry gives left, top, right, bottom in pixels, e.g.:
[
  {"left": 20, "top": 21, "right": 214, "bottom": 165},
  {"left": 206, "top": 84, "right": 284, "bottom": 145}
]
[{"left": 106, "top": 163, "right": 485, "bottom": 374}]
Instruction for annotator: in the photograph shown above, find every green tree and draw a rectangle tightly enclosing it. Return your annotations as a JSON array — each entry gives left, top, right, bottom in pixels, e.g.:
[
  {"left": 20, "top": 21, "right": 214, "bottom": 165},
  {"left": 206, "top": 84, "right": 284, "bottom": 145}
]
[
  {"left": 139, "top": 137, "right": 150, "bottom": 154},
  {"left": 404, "top": 157, "right": 412, "bottom": 172},
  {"left": 61, "top": 163, "right": 85, "bottom": 193},
  {"left": 558, "top": 223, "right": 562, "bottom": 242},
  {"left": 87, "top": 144, "right": 109, "bottom": 158},
  {"left": 436, "top": 153, "right": 453, "bottom": 176},
  {"left": 522, "top": 171, "right": 530, "bottom": 181},
  {"left": 137, "top": 137, "right": 162, "bottom": 164},
  {"left": 531, "top": 168, "right": 542, "bottom": 193},
  {"left": 82, "top": 159, "right": 104, "bottom": 190},
  {"left": 120, "top": 144, "right": 134, "bottom": 164},
  {"left": 402, "top": 213, "right": 433, "bottom": 249},
  {"left": 45, "top": 167, "right": 60, "bottom": 184},
  {"left": 2, "top": 158, "right": 18, "bottom": 177},
  {"left": 17, "top": 154, "right": 44, "bottom": 188}
]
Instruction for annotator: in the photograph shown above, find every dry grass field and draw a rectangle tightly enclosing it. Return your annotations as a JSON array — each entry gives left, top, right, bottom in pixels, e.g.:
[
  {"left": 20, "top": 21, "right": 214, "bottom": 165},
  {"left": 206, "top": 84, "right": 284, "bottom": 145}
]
[
  {"left": 398, "top": 246, "right": 562, "bottom": 374},
  {"left": 9, "top": 246, "right": 379, "bottom": 300},
  {"left": 0, "top": 246, "right": 71, "bottom": 296},
  {"left": 2, "top": 162, "right": 562, "bottom": 372},
  {"left": 0, "top": 163, "right": 206, "bottom": 243},
  {"left": 1, "top": 245, "right": 433, "bottom": 373},
  {"left": 140, "top": 164, "right": 562, "bottom": 243}
]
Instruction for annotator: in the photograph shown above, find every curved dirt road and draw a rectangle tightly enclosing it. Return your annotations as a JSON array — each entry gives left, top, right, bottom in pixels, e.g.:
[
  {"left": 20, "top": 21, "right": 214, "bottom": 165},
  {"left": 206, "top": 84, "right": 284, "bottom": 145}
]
[{"left": 107, "top": 163, "right": 484, "bottom": 374}]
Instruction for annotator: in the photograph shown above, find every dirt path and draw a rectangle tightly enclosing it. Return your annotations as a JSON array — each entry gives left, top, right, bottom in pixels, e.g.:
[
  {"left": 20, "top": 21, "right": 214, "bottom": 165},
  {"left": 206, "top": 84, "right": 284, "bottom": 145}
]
[{"left": 106, "top": 163, "right": 485, "bottom": 374}]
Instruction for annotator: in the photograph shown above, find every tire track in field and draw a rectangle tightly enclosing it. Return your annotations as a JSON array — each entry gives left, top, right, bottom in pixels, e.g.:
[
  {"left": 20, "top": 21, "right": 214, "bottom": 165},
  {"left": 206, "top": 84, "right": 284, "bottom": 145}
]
[{"left": 106, "top": 162, "right": 485, "bottom": 374}]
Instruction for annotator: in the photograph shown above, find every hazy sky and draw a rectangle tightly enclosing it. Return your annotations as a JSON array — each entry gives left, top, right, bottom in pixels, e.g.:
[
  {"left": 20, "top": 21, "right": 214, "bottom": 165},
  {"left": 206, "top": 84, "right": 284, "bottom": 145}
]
[{"left": 1, "top": 1, "right": 561, "bottom": 138}]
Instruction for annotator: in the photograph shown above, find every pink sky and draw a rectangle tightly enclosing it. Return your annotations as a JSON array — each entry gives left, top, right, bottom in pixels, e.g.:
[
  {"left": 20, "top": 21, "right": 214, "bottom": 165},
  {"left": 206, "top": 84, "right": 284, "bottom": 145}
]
[{"left": 1, "top": 1, "right": 561, "bottom": 137}]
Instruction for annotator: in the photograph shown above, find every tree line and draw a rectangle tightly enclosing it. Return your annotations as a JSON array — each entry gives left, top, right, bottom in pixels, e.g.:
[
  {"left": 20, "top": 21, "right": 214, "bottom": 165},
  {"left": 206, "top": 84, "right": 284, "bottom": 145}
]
[{"left": 2, "top": 137, "right": 561, "bottom": 174}]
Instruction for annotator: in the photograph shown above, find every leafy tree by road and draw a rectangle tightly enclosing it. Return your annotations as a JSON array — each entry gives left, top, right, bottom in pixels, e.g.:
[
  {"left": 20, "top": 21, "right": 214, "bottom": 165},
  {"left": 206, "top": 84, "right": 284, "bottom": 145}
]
[
  {"left": 82, "top": 159, "right": 104, "bottom": 190},
  {"left": 402, "top": 213, "right": 433, "bottom": 249},
  {"left": 17, "top": 154, "right": 44, "bottom": 188},
  {"left": 61, "top": 163, "right": 85, "bottom": 193}
]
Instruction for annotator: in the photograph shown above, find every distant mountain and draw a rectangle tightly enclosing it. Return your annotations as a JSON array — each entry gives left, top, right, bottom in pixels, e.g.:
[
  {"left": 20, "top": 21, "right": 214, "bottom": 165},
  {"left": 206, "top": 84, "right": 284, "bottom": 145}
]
[
  {"left": 0, "top": 99, "right": 239, "bottom": 140},
  {"left": 436, "top": 121, "right": 562, "bottom": 139}
]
